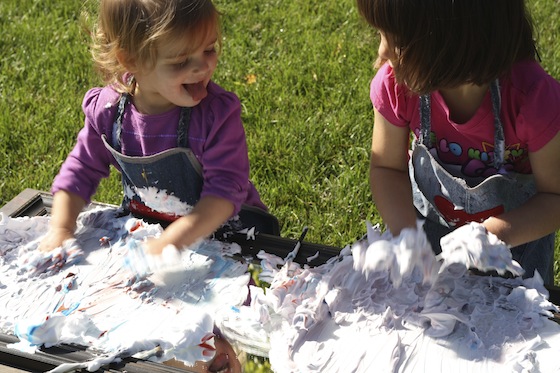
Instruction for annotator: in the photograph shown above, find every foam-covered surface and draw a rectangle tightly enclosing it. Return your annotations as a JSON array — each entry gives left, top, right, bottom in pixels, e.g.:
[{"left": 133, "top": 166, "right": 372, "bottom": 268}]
[
  {"left": 217, "top": 222, "right": 560, "bottom": 373},
  {"left": 0, "top": 207, "right": 249, "bottom": 371}
]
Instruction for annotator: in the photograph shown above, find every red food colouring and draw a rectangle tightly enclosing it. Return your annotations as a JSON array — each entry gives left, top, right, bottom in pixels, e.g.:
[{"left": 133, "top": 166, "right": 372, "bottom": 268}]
[{"left": 129, "top": 221, "right": 142, "bottom": 232}]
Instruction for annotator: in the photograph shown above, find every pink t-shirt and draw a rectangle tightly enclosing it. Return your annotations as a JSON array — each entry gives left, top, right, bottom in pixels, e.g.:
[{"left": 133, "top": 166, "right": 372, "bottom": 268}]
[
  {"left": 52, "top": 81, "right": 267, "bottom": 215},
  {"left": 370, "top": 60, "right": 560, "bottom": 176}
]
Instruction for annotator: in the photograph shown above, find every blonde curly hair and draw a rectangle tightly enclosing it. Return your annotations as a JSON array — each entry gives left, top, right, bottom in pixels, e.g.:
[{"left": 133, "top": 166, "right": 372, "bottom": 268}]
[{"left": 90, "top": 0, "right": 220, "bottom": 94}]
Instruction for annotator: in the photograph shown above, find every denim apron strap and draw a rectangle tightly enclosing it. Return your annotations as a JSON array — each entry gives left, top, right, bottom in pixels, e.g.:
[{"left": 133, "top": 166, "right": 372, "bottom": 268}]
[
  {"left": 177, "top": 107, "right": 191, "bottom": 148},
  {"left": 419, "top": 94, "right": 431, "bottom": 147},
  {"left": 112, "top": 94, "right": 127, "bottom": 151},
  {"left": 489, "top": 80, "right": 505, "bottom": 171}
]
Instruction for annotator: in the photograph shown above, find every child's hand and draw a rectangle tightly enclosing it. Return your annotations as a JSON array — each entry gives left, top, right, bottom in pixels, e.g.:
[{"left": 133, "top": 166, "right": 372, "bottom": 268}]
[
  {"left": 19, "top": 238, "right": 84, "bottom": 277},
  {"left": 439, "top": 222, "right": 523, "bottom": 277},
  {"left": 125, "top": 239, "right": 182, "bottom": 278},
  {"left": 38, "top": 227, "right": 75, "bottom": 252},
  {"left": 144, "top": 237, "right": 168, "bottom": 256}
]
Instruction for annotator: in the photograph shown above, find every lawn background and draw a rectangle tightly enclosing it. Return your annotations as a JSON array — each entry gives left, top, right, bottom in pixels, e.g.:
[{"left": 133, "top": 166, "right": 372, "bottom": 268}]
[{"left": 1, "top": 0, "right": 559, "bottom": 371}]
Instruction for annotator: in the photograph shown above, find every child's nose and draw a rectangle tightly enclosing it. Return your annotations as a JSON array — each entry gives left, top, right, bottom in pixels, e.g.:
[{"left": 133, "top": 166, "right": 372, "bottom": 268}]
[
  {"left": 191, "top": 58, "right": 210, "bottom": 74},
  {"left": 378, "top": 41, "right": 394, "bottom": 62}
]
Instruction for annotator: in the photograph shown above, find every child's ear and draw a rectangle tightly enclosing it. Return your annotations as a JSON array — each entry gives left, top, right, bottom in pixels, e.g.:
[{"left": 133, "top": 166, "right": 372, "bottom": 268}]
[{"left": 116, "top": 49, "right": 138, "bottom": 72}]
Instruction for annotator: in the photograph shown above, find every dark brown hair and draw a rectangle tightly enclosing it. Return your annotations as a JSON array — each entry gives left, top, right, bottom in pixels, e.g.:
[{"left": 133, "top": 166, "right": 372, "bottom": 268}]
[{"left": 356, "top": 0, "right": 537, "bottom": 94}]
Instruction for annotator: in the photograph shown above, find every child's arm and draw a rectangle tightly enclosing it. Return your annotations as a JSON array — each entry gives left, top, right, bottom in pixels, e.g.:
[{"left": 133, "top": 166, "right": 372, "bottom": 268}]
[
  {"left": 144, "top": 195, "right": 234, "bottom": 255},
  {"left": 39, "top": 190, "right": 86, "bottom": 252},
  {"left": 482, "top": 130, "right": 560, "bottom": 247},
  {"left": 370, "top": 108, "right": 418, "bottom": 236}
]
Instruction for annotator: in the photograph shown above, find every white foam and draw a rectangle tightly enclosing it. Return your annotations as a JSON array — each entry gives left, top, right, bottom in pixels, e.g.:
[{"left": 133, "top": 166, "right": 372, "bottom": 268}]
[
  {"left": 0, "top": 207, "right": 249, "bottom": 370},
  {"left": 125, "top": 185, "right": 194, "bottom": 216},
  {"left": 3, "top": 210, "right": 560, "bottom": 373},
  {"left": 217, "top": 221, "right": 560, "bottom": 372}
]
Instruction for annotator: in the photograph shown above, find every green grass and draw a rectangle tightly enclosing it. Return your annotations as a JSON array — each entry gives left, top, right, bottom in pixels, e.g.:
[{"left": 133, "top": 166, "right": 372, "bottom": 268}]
[
  {"left": 1, "top": 0, "right": 560, "bottom": 371},
  {"left": 0, "top": 0, "right": 382, "bottom": 246}
]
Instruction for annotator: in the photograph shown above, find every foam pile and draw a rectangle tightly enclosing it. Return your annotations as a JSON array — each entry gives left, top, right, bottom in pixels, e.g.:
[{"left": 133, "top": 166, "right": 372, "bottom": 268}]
[
  {"left": 0, "top": 207, "right": 250, "bottom": 371},
  {"left": 217, "top": 222, "right": 560, "bottom": 372}
]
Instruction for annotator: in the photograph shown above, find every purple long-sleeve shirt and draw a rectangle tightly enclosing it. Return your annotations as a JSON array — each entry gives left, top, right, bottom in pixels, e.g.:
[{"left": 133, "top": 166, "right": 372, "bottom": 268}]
[{"left": 52, "top": 81, "right": 267, "bottom": 215}]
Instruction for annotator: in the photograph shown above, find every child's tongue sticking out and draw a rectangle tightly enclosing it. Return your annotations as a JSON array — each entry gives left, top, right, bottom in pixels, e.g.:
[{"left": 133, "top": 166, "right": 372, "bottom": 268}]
[{"left": 185, "top": 81, "right": 207, "bottom": 101}]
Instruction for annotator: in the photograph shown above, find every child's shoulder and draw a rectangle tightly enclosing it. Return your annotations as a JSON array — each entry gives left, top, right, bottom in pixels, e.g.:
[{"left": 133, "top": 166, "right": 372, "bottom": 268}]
[
  {"left": 204, "top": 81, "right": 240, "bottom": 106},
  {"left": 82, "top": 86, "right": 121, "bottom": 111},
  {"left": 371, "top": 63, "right": 410, "bottom": 97},
  {"left": 81, "top": 86, "right": 121, "bottom": 131},
  {"left": 372, "top": 63, "right": 396, "bottom": 86},
  {"left": 507, "top": 59, "right": 560, "bottom": 95}
]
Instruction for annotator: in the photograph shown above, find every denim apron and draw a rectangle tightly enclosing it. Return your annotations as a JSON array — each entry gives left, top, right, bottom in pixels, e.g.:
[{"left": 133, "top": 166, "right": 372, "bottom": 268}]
[
  {"left": 410, "top": 81, "right": 554, "bottom": 283},
  {"left": 102, "top": 94, "right": 280, "bottom": 235}
]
